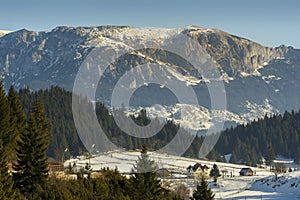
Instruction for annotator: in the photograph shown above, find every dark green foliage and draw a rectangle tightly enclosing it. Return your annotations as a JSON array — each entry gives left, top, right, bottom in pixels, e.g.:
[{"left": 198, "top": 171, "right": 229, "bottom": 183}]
[
  {"left": 0, "top": 141, "right": 15, "bottom": 200},
  {"left": 215, "top": 111, "right": 300, "bottom": 165},
  {"left": 183, "top": 135, "right": 204, "bottom": 159},
  {"left": 13, "top": 101, "right": 49, "bottom": 197},
  {"left": 206, "top": 149, "right": 226, "bottom": 162},
  {"left": 31, "top": 168, "right": 176, "bottom": 200},
  {"left": 265, "top": 144, "right": 275, "bottom": 166},
  {"left": 97, "top": 104, "right": 193, "bottom": 154},
  {"left": 101, "top": 168, "right": 130, "bottom": 199},
  {"left": 17, "top": 86, "right": 199, "bottom": 161},
  {"left": 0, "top": 81, "right": 11, "bottom": 155},
  {"left": 130, "top": 145, "right": 165, "bottom": 200},
  {"left": 130, "top": 172, "right": 164, "bottom": 200},
  {"left": 295, "top": 148, "right": 300, "bottom": 164},
  {"left": 12, "top": 85, "right": 300, "bottom": 172},
  {"left": 7, "top": 86, "right": 26, "bottom": 162},
  {"left": 18, "top": 86, "right": 86, "bottom": 161},
  {"left": 209, "top": 164, "right": 220, "bottom": 183},
  {"left": 191, "top": 176, "right": 215, "bottom": 200},
  {"left": 0, "top": 85, "right": 181, "bottom": 199},
  {"left": 229, "top": 151, "right": 237, "bottom": 164}
]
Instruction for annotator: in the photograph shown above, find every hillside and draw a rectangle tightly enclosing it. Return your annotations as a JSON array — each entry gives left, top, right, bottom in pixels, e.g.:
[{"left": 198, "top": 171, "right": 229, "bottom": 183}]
[
  {"left": 215, "top": 110, "right": 300, "bottom": 166},
  {"left": 15, "top": 85, "right": 300, "bottom": 165},
  {"left": 1, "top": 26, "right": 300, "bottom": 132},
  {"left": 17, "top": 86, "right": 200, "bottom": 160},
  {"left": 64, "top": 150, "right": 300, "bottom": 199}
]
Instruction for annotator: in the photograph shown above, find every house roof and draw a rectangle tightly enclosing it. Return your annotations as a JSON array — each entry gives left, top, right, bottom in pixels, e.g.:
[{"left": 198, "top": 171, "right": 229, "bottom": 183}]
[
  {"left": 187, "top": 163, "right": 209, "bottom": 172},
  {"left": 239, "top": 168, "right": 253, "bottom": 173}
]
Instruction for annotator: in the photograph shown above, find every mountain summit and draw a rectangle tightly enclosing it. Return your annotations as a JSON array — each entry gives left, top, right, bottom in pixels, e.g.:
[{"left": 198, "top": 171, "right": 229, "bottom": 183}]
[{"left": 1, "top": 26, "right": 300, "bottom": 131}]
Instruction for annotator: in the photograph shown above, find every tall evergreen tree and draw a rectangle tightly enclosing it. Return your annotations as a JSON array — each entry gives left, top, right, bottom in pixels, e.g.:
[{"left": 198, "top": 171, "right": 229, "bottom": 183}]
[
  {"left": 0, "top": 140, "right": 15, "bottom": 200},
  {"left": 229, "top": 151, "right": 237, "bottom": 164},
  {"left": 130, "top": 145, "right": 163, "bottom": 200},
  {"left": 0, "top": 81, "right": 11, "bottom": 152},
  {"left": 133, "top": 145, "right": 158, "bottom": 173},
  {"left": 7, "top": 85, "right": 26, "bottom": 161},
  {"left": 209, "top": 164, "right": 220, "bottom": 183},
  {"left": 191, "top": 176, "right": 215, "bottom": 200},
  {"left": 265, "top": 144, "right": 275, "bottom": 166},
  {"left": 13, "top": 100, "right": 50, "bottom": 196}
]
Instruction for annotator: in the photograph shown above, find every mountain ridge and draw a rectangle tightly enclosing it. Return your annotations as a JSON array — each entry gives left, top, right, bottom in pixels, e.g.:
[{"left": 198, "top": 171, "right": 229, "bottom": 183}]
[
  {"left": 1, "top": 25, "right": 300, "bottom": 132},
  {"left": 0, "top": 25, "right": 294, "bottom": 92}
]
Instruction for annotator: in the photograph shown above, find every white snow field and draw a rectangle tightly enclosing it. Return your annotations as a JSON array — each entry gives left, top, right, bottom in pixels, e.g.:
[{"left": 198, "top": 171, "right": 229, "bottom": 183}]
[{"left": 64, "top": 150, "right": 300, "bottom": 199}]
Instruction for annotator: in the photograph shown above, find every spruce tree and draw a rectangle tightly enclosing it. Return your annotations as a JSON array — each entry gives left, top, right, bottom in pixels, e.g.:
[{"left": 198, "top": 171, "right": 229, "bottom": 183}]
[
  {"left": 0, "top": 140, "right": 15, "bottom": 200},
  {"left": 265, "top": 144, "right": 275, "bottom": 166},
  {"left": 229, "top": 151, "right": 237, "bottom": 164},
  {"left": 0, "top": 81, "right": 11, "bottom": 153},
  {"left": 130, "top": 145, "right": 163, "bottom": 200},
  {"left": 191, "top": 176, "right": 215, "bottom": 200},
  {"left": 7, "top": 85, "right": 26, "bottom": 161},
  {"left": 133, "top": 145, "right": 158, "bottom": 173},
  {"left": 209, "top": 164, "right": 220, "bottom": 183},
  {"left": 13, "top": 100, "right": 50, "bottom": 196}
]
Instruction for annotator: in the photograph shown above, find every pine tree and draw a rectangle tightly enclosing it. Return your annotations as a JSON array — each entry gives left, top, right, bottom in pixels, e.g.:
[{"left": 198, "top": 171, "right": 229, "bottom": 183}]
[
  {"left": 133, "top": 145, "right": 158, "bottom": 173},
  {"left": 206, "top": 149, "right": 217, "bottom": 161},
  {"left": 265, "top": 144, "right": 275, "bottom": 166},
  {"left": 229, "top": 151, "right": 237, "bottom": 164},
  {"left": 0, "top": 81, "right": 11, "bottom": 153},
  {"left": 0, "top": 140, "right": 15, "bottom": 200},
  {"left": 130, "top": 145, "right": 163, "bottom": 200},
  {"left": 295, "top": 148, "right": 300, "bottom": 164},
  {"left": 7, "top": 85, "right": 26, "bottom": 161},
  {"left": 191, "top": 176, "right": 215, "bottom": 200},
  {"left": 209, "top": 164, "right": 220, "bottom": 183},
  {"left": 13, "top": 100, "right": 50, "bottom": 196}
]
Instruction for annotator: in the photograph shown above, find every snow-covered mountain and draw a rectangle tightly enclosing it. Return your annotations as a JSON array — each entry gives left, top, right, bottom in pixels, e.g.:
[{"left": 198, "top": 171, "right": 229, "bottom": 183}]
[
  {"left": 1, "top": 26, "right": 300, "bottom": 131},
  {"left": 0, "top": 30, "right": 12, "bottom": 37}
]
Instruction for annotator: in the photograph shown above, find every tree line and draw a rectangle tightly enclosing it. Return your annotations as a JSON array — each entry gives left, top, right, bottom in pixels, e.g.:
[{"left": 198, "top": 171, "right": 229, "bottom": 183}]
[
  {"left": 17, "top": 86, "right": 204, "bottom": 161},
  {"left": 214, "top": 111, "right": 300, "bottom": 166},
  {"left": 0, "top": 82, "right": 215, "bottom": 199},
  {"left": 11, "top": 84, "right": 300, "bottom": 167}
]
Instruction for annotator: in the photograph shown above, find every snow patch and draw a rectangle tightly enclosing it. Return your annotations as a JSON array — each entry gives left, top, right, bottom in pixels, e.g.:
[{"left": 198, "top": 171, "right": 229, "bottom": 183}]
[
  {"left": 251, "top": 171, "right": 300, "bottom": 196},
  {"left": 128, "top": 104, "right": 246, "bottom": 131},
  {"left": 262, "top": 75, "right": 281, "bottom": 84},
  {"left": 0, "top": 30, "right": 12, "bottom": 37},
  {"left": 241, "top": 99, "right": 278, "bottom": 122}
]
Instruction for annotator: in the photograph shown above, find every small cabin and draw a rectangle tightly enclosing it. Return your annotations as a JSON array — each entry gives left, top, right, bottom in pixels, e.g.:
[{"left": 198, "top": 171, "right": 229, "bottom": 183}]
[{"left": 239, "top": 168, "right": 253, "bottom": 176}]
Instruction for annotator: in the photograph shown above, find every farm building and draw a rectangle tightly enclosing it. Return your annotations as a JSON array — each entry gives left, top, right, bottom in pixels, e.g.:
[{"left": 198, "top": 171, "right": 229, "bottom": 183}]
[{"left": 239, "top": 168, "right": 253, "bottom": 176}]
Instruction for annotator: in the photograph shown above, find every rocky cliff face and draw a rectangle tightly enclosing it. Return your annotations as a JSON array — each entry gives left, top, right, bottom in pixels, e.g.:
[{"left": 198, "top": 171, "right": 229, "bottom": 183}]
[
  {"left": 0, "top": 26, "right": 294, "bottom": 88},
  {"left": 186, "top": 26, "right": 289, "bottom": 76},
  {"left": 0, "top": 26, "right": 300, "bottom": 131}
]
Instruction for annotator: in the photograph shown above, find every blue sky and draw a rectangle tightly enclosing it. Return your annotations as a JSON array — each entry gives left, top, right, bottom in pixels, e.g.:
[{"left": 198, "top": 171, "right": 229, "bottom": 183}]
[{"left": 1, "top": 0, "right": 300, "bottom": 48}]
